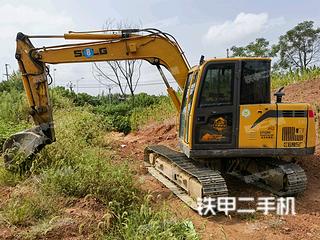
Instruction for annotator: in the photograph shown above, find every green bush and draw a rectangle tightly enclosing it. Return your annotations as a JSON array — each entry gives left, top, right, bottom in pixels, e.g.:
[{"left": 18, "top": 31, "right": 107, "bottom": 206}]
[
  {"left": 0, "top": 72, "right": 28, "bottom": 124},
  {"left": 94, "top": 103, "right": 131, "bottom": 116},
  {"left": 93, "top": 94, "right": 174, "bottom": 133},
  {"left": 45, "top": 86, "right": 174, "bottom": 134},
  {"left": 0, "top": 72, "right": 31, "bottom": 150},
  {"left": 50, "top": 89, "right": 74, "bottom": 109},
  {"left": 130, "top": 96, "right": 176, "bottom": 130},
  {"left": 0, "top": 72, "right": 23, "bottom": 92},
  {"left": 129, "top": 93, "right": 160, "bottom": 107},
  {"left": 104, "top": 115, "right": 132, "bottom": 134}
]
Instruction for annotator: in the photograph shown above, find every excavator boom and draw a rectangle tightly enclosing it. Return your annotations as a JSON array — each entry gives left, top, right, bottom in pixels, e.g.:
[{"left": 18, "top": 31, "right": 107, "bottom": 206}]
[{"left": 4, "top": 29, "right": 190, "bottom": 167}]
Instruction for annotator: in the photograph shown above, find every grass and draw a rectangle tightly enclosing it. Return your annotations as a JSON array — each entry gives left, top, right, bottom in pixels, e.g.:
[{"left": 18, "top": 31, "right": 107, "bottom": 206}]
[
  {"left": 29, "top": 107, "right": 140, "bottom": 216},
  {"left": 0, "top": 86, "right": 30, "bottom": 152},
  {"left": 0, "top": 167, "right": 25, "bottom": 186},
  {"left": 104, "top": 200, "right": 199, "bottom": 240},
  {"left": 271, "top": 67, "right": 320, "bottom": 89},
  {"left": 0, "top": 191, "right": 58, "bottom": 227},
  {"left": 0, "top": 89, "right": 29, "bottom": 123},
  {"left": 0, "top": 88, "right": 198, "bottom": 239}
]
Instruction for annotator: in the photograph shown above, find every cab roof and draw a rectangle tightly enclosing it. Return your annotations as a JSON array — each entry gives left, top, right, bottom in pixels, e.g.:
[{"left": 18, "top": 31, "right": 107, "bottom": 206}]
[{"left": 188, "top": 57, "right": 271, "bottom": 73}]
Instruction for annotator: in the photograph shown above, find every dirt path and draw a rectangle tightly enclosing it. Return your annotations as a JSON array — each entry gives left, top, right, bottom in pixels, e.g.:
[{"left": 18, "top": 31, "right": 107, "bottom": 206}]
[{"left": 113, "top": 79, "right": 320, "bottom": 240}]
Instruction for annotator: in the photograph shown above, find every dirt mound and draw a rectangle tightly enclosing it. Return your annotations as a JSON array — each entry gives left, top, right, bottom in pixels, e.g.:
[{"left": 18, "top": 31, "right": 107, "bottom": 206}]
[
  {"left": 115, "top": 117, "right": 178, "bottom": 160},
  {"left": 126, "top": 117, "right": 177, "bottom": 147},
  {"left": 280, "top": 78, "right": 320, "bottom": 105}
]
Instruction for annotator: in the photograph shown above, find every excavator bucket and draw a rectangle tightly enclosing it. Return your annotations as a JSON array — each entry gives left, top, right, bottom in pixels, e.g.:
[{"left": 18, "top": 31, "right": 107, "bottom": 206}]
[{"left": 2, "top": 126, "right": 50, "bottom": 171}]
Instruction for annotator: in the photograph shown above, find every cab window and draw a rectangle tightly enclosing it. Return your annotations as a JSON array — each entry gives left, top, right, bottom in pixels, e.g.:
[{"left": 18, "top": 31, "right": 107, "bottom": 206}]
[
  {"left": 199, "top": 64, "right": 234, "bottom": 107},
  {"left": 240, "top": 60, "right": 270, "bottom": 104}
]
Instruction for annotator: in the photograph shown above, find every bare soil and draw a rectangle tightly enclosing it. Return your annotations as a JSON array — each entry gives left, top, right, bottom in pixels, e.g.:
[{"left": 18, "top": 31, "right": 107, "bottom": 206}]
[{"left": 114, "top": 79, "right": 320, "bottom": 240}]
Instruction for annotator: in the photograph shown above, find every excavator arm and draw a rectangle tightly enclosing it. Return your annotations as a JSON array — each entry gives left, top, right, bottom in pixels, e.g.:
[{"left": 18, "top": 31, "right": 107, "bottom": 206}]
[{"left": 3, "top": 29, "right": 190, "bottom": 169}]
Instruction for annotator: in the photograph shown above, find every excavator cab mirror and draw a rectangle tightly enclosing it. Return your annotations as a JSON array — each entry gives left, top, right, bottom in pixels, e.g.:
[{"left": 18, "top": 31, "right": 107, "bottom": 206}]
[{"left": 274, "top": 86, "right": 285, "bottom": 103}]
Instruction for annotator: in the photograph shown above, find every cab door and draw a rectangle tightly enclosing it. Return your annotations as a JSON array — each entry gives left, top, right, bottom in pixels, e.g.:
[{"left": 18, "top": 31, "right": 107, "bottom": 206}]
[
  {"left": 179, "top": 72, "right": 198, "bottom": 145},
  {"left": 193, "top": 62, "right": 239, "bottom": 149}
]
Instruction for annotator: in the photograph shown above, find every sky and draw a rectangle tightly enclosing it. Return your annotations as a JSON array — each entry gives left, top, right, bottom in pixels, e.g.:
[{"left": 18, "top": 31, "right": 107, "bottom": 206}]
[{"left": 0, "top": 0, "right": 320, "bottom": 95}]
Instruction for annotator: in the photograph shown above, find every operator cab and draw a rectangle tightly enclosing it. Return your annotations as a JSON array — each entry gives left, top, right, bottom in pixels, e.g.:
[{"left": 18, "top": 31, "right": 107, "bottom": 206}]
[
  {"left": 179, "top": 58, "right": 315, "bottom": 158},
  {"left": 177, "top": 59, "right": 268, "bottom": 157}
]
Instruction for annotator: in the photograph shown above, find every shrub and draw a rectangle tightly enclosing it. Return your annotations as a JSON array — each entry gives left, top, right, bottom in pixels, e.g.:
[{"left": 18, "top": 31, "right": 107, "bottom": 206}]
[
  {"left": 105, "top": 115, "right": 132, "bottom": 134},
  {"left": 50, "top": 89, "right": 74, "bottom": 109},
  {"left": 94, "top": 103, "right": 131, "bottom": 116},
  {"left": 93, "top": 95, "right": 176, "bottom": 133},
  {"left": 129, "top": 93, "right": 160, "bottom": 108},
  {"left": 0, "top": 72, "right": 23, "bottom": 92},
  {"left": 130, "top": 96, "right": 176, "bottom": 130}
]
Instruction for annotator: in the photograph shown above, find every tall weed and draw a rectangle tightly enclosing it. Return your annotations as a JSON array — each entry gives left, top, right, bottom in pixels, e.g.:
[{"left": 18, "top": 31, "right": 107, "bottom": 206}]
[{"left": 272, "top": 67, "right": 320, "bottom": 89}]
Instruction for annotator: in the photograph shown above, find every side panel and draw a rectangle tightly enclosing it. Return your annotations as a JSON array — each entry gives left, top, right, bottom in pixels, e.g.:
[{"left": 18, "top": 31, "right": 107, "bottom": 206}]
[
  {"left": 239, "top": 104, "right": 277, "bottom": 148},
  {"left": 277, "top": 104, "right": 308, "bottom": 149}
]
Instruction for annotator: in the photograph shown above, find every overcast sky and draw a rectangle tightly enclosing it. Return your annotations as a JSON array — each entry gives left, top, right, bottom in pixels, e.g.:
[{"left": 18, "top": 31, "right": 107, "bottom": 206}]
[{"left": 0, "top": 0, "right": 319, "bottom": 95}]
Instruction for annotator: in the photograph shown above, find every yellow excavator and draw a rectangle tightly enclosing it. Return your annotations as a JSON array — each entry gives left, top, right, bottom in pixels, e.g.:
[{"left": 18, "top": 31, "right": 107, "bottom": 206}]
[{"left": 3, "top": 28, "right": 316, "bottom": 209}]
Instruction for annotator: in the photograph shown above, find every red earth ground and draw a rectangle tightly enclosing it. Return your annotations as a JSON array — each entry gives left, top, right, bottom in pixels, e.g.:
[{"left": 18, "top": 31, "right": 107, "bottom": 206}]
[{"left": 114, "top": 78, "right": 320, "bottom": 240}]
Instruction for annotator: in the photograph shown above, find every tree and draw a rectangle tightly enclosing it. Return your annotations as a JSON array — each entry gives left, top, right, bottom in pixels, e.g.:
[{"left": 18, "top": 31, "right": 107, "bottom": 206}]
[
  {"left": 0, "top": 71, "right": 23, "bottom": 92},
  {"left": 230, "top": 38, "right": 276, "bottom": 57},
  {"left": 92, "top": 19, "right": 142, "bottom": 98},
  {"left": 274, "top": 21, "right": 320, "bottom": 71},
  {"left": 93, "top": 60, "right": 142, "bottom": 98}
]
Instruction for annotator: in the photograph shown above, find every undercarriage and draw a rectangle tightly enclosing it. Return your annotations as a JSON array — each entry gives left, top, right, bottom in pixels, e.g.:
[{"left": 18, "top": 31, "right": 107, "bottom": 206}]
[{"left": 144, "top": 145, "right": 307, "bottom": 210}]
